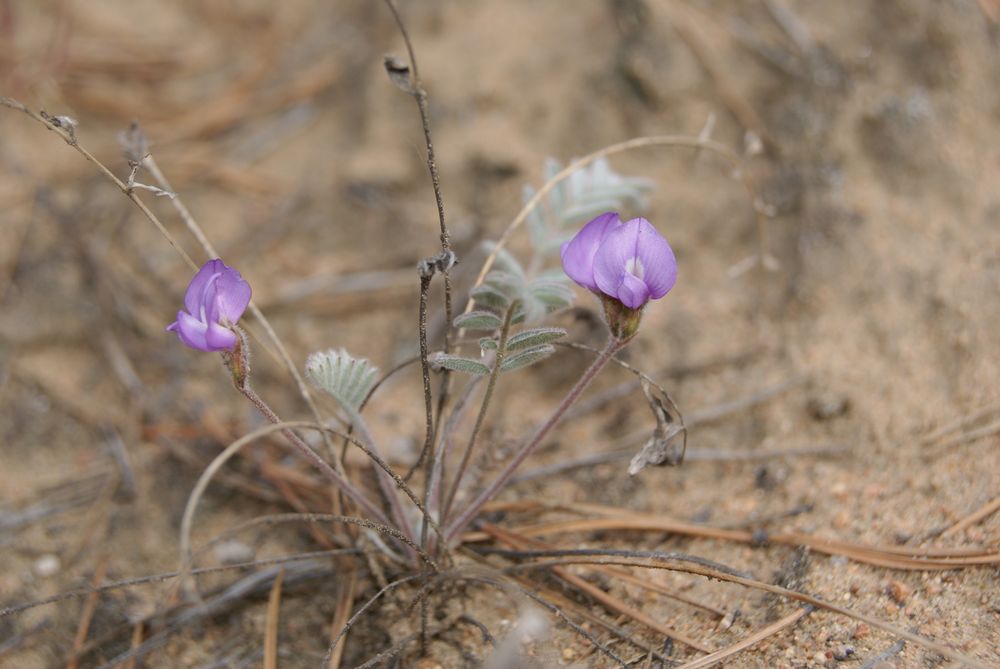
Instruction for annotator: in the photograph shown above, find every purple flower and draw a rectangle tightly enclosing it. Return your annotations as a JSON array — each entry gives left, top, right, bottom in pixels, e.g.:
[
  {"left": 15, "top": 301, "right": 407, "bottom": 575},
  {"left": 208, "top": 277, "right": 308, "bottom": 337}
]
[
  {"left": 593, "top": 217, "right": 677, "bottom": 309},
  {"left": 559, "top": 212, "right": 622, "bottom": 291},
  {"left": 167, "top": 259, "right": 251, "bottom": 352},
  {"left": 562, "top": 212, "right": 677, "bottom": 310}
]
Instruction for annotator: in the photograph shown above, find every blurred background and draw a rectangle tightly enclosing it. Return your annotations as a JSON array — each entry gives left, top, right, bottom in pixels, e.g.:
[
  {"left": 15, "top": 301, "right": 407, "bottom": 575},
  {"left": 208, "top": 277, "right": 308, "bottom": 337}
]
[{"left": 2, "top": 1, "right": 1000, "bottom": 666}]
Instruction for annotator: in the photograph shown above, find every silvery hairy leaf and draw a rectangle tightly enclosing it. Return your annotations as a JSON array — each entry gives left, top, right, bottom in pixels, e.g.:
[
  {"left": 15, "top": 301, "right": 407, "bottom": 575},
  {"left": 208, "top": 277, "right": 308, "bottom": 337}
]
[
  {"left": 432, "top": 354, "right": 491, "bottom": 376},
  {"left": 499, "top": 344, "right": 555, "bottom": 372},
  {"left": 453, "top": 310, "right": 504, "bottom": 331},
  {"left": 305, "top": 349, "right": 380, "bottom": 413},
  {"left": 470, "top": 284, "right": 511, "bottom": 309},
  {"left": 506, "top": 327, "right": 566, "bottom": 351}
]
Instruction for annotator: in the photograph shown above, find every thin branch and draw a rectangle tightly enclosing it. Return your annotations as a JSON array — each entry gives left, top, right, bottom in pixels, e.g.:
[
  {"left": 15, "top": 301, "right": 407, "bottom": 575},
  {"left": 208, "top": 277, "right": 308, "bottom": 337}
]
[
  {"left": 674, "top": 606, "right": 813, "bottom": 669},
  {"left": 0, "top": 97, "right": 347, "bottom": 491},
  {"left": 141, "top": 153, "right": 346, "bottom": 475},
  {"left": 383, "top": 0, "right": 456, "bottom": 447},
  {"left": 446, "top": 337, "right": 623, "bottom": 542},
  {"left": 177, "top": 420, "right": 441, "bottom": 601},
  {"left": 1, "top": 549, "right": 359, "bottom": 620},
  {"left": 442, "top": 302, "right": 518, "bottom": 522}
]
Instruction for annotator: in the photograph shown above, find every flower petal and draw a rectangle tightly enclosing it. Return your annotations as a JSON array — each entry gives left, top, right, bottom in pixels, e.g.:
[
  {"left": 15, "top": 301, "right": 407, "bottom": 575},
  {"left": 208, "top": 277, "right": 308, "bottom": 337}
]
[
  {"left": 560, "top": 212, "right": 621, "bottom": 291},
  {"left": 205, "top": 321, "right": 237, "bottom": 351},
  {"left": 215, "top": 264, "right": 252, "bottom": 323},
  {"left": 183, "top": 259, "right": 224, "bottom": 315},
  {"left": 594, "top": 218, "right": 676, "bottom": 308},
  {"left": 617, "top": 271, "right": 650, "bottom": 309},
  {"left": 630, "top": 218, "right": 677, "bottom": 299},
  {"left": 172, "top": 310, "right": 211, "bottom": 351},
  {"left": 593, "top": 218, "right": 641, "bottom": 299}
]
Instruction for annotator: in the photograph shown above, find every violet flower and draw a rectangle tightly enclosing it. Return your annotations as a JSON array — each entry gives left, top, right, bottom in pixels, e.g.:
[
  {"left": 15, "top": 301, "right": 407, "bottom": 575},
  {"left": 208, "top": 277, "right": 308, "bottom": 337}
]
[
  {"left": 167, "top": 259, "right": 251, "bottom": 352},
  {"left": 559, "top": 211, "right": 622, "bottom": 291},
  {"left": 593, "top": 216, "right": 676, "bottom": 309},
  {"left": 562, "top": 212, "right": 676, "bottom": 308},
  {"left": 562, "top": 212, "right": 676, "bottom": 340}
]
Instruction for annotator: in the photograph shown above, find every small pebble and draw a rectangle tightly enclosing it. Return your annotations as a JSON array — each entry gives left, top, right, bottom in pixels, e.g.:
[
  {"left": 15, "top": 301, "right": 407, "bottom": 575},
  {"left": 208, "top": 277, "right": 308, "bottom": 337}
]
[
  {"left": 853, "top": 623, "right": 870, "bottom": 639},
  {"left": 833, "top": 645, "right": 855, "bottom": 661},
  {"left": 807, "top": 393, "right": 850, "bottom": 420},
  {"left": 213, "top": 539, "right": 255, "bottom": 565},
  {"left": 34, "top": 554, "right": 60, "bottom": 577},
  {"left": 886, "top": 579, "right": 910, "bottom": 604},
  {"left": 412, "top": 660, "right": 443, "bottom": 669}
]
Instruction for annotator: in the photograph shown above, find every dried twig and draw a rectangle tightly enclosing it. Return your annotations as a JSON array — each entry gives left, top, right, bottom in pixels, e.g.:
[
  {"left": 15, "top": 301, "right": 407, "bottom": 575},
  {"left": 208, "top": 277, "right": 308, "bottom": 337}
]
[
  {"left": 675, "top": 606, "right": 813, "bottom": 669},
  {"left": 462, "top": 504, "right": 1000, "bottom": 570},
  {"left": 263, "top": 568, "right": 284, "bottom": 669},
  {"left": 326, "top": 570, "right": 358, "bottom": 669},
  {"left": 503, "top": 557, "right": 992, "bottom": 669},
  {"left": 941, "top": 494, "right": 1000, "bottom": 538},
  {"left": 66, "top": 555, "right": 109, "bottom": 669}
]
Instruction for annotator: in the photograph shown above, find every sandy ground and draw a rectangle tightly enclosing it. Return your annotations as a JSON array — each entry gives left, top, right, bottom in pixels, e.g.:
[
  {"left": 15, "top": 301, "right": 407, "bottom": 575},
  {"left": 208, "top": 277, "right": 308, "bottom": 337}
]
[{"left": 2, "top": 1, "right": 999, "bottom": 667}]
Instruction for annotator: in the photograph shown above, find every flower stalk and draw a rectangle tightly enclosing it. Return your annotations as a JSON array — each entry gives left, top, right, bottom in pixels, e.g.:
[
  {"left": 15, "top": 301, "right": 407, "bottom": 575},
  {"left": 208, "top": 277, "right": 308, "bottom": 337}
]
[
  {"left": 441, "top": 301, "right": 519, "bottom": 524},
  {"left": 445, "top": 334, "right": 623, "bottom": 543}
]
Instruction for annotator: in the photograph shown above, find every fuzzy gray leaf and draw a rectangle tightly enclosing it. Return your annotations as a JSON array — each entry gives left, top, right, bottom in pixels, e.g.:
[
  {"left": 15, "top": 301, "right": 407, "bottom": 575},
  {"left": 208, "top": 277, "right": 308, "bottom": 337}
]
[
  {"left": 305, "top": 349, "right": 380, "bottom": 413},
  {"left": 479, "top": 337, "right": 498, "bottom": 351},
  {"left": 484, "top": 270, "right": 525, "bottom": 292},
  {"left": 499, "top": 344, "right": 555, "bottom": 372},
  {"left": 470, "top": 284, "right": 511, "bottom": 309},
  {"left": 507, "top": 327, "right": 567, "bottom": 351},
  {"left": 480, "top": 242, "right": 525, "bottom": 278},
  {"left": 528, "top": 279, "right": 575, "bottom": 310},
  {"left": 432, "top": 354, "right": 491, "bottom": 376},
  {"left": 454, "top": 311, "right": 504, "bottom": 331}
]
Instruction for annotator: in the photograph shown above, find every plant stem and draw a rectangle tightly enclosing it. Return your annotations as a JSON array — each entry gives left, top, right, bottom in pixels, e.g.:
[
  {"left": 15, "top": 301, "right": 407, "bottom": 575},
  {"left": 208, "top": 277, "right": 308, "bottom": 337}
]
[
  {"left": 445, "top": 336, "right": 623, "bottom": 543},
  {"left": 234, "top": 383, "right": 391, "bottom": 530},
  {"left": 346, "top": 406, "right": 418, "bottom": 549},
  {"left": 441, "top": 304, "right": 517, "bottom": 523}
]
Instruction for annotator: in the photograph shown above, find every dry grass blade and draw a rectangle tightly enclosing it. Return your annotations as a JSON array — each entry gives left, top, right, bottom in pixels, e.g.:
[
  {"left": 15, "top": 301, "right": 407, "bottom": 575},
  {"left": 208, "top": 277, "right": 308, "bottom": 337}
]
[
  {"left": 481, "top": 524, "right": 714, "bottom": 653},
  {"left": 597, "top": 565, "right": 727, "bottom": 619},
  {"left": 178, "top": 420, "right": 442, "bottom": 602},
  {"left": 674, "top": 607, "right": 813, "bottom": 669},
  {"left": 326, "top": 570, "right": 357, "bottom": 669},
  {"left": 2, "top": 548, "right": 358, "bottom": 621},
  {"left": 504, "top": 557, "right": 993, "bottom": 669},
  {"left": 264, "top": 567, "right": 284, "bottom": 669},
  {"left": 941, "top": 494, "right": 1000, "bottom": 538},
  {"left": 321, "top": 575, "right": 424, "bottom": 667},
  {"left": 465, "top": 504, "right": 1000, "bottom": 570},
  {"left": 932, "top": 417, "right": 1000, "bottom": 452},
  {"left": 125, "top": 624, "right": 143, "bottom": 669},
  {"left": 66, "top": 555, "right": 108, "bottom": 669},
  {"left": 919, "top": 401, "right": 1000, "bottom": 445}
]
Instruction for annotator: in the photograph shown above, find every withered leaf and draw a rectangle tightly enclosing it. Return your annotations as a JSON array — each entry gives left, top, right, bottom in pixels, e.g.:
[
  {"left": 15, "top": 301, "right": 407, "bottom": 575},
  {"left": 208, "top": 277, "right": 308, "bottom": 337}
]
[{"left": 628, "top": 378, "right": 686, "bottom": 475}]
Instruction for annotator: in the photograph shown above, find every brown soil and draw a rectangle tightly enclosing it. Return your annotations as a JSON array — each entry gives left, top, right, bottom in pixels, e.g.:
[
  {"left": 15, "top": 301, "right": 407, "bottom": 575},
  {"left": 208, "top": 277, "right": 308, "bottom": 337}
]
[{"left": 2, "top": 1, "right": 999, "bottom": 667}]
